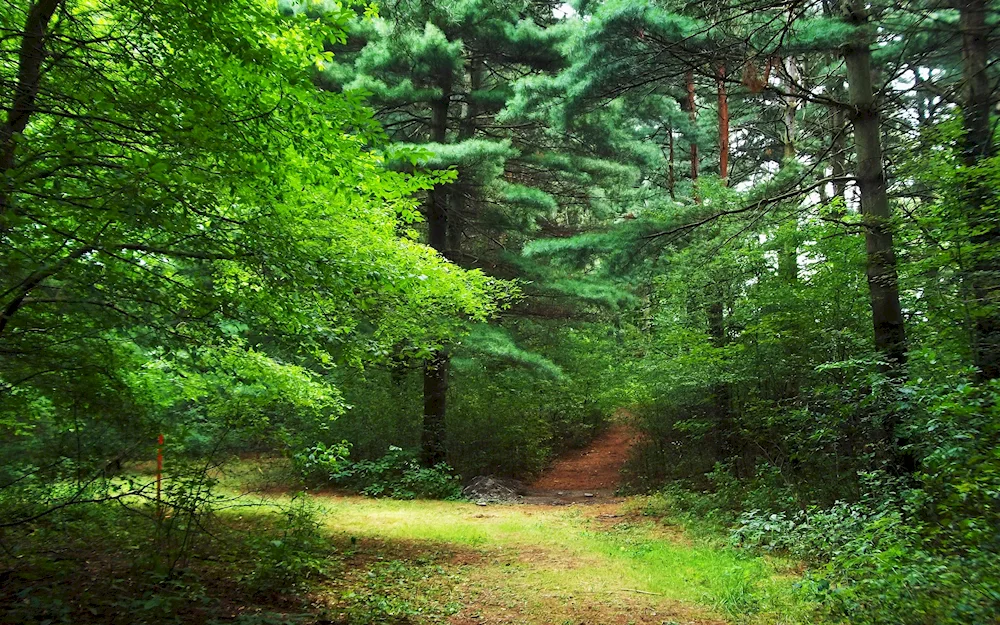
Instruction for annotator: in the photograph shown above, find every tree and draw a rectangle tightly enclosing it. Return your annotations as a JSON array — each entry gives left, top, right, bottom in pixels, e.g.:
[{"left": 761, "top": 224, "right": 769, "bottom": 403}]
[
  {"left": 954, "top": 0, "right": 999, "bottom": 380},
  {"left": 840, "top": 0, "right": 908, "bottom": 375},
  {"left": 0, "top": 0, "right": 504, "bottom": 486},
  {"left": 322, "top": 0, "right": 630, "bottom": 464}
]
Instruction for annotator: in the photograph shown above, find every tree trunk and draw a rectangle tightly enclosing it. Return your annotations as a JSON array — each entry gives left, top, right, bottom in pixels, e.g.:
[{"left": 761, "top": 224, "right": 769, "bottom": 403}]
[
  {"left": 426, "top": 86, "right": 450, "bottom": 251},
  {"left": 0, "top": 0, "right": 64, "bottom": 225},
  {"left": 778, "top": 56, "right": 801, "bottom": 283},
  {"left": 706, "top": 283, "right": 733, "bottom": 462},
  {"left": 421, "top": 351, "right": 449, "bottom": 465},
  {"left": 717, "top": 65, "right": 729, "bottom": 182},
  {"left": 956, "top": 0, "right": 999, "bottom": 380},
  {"left": 842, "top": 0, "right": 911, "bottom": 470},
  {"left": 667, "top": 124, "right": 675, "bottom": 199},
  {"left": 446, "top": 57, "right": 483, "bottom": 263},
  {"left": 830, "top": 102, "right": 848, "bottom": 203},
  {"left": 822, "top": 2, "right": 849, "bottom": 206},
  {"left": 780, "top": 57, "right": 800, "bottom": 162},
  {"left": 422, "top": 75, "right": 452, "bottom": 466},
  {"left": 686, "top": 71, "right": 698, "bottom": 183},
  {"left": 842, "top": 1, "right": 907, "bottom": 374}
]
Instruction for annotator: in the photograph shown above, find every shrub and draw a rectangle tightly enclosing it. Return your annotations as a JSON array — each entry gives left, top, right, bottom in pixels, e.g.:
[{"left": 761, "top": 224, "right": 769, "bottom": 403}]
[
  {"left": 240, "top": 496, "right": 329, "bottom": 594},
  {"left": 293, "top": 440, "right": 352, "bottom": 485},
  {"left": 328, "top": 446, "right": 463, "bottom": 500}
]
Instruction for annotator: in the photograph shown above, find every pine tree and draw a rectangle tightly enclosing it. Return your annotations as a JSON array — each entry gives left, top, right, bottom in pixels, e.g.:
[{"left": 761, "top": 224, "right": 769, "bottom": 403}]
[{"left": 322, "top": 0, "right": 608, "bottom": 464}]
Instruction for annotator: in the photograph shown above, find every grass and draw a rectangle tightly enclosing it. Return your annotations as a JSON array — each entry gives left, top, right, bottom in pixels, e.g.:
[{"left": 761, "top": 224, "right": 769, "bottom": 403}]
[
  {"left": 1, "top": 460, "right": 816, "bottom": 625},
  {"left": 226, "top": 474, "right": 814, "bottom": 625}
]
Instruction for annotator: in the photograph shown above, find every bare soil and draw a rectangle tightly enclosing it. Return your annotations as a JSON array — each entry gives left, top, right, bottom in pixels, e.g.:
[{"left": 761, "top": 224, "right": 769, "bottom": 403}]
[{"left": 522, "top": 423, "right": 640, "bottom": 504}]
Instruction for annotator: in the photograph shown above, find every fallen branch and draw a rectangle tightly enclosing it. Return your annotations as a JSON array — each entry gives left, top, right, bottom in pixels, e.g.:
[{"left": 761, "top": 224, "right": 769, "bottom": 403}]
[{"left": 620, "top": 588, "right": 663, "bottom": 596}]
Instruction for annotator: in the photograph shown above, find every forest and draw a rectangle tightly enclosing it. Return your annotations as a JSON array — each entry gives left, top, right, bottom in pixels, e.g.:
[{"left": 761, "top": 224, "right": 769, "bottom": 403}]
[{"left": 1, "top": 0, "right": 998, "bottom": 623}]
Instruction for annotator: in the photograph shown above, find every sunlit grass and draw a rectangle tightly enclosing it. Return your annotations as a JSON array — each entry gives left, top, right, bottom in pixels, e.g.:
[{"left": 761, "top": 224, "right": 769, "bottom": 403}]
[
  {"left": 256, "top": 494, "right": 813, "bottom": 623},
  {"left": 209, "top": 460, "right": 814, "bottom": 624}
]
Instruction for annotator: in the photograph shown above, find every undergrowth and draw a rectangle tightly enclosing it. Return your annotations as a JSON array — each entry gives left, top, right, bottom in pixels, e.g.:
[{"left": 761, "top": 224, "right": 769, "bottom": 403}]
[
  {"left": 295, "top": 443, "right": 463, "bottom": 500},
  {"left": 0, "top": 489, "right": 334, "bottom": 625}
]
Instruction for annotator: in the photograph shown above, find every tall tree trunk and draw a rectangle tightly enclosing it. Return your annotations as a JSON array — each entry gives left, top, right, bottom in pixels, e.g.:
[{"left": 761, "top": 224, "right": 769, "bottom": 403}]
[
  {"left": 778, "top": 56, "right": 801, "bottom": 283},
  {"left": 956, "top": 0, "right": 999, "bottom": 380},
  {"left": 686, "top": 71, "right": 699, "bottom": 183},
  {"left": 0, "top": 0, "right": 64, "bottom": 226},
  {"left": 842, "top": 0, "right": 910, "bottom": 468},
  {"left": 822, "top": 2, "right": 849, "bottom": 206},
  {"left": 422, "top": 76, "right": 452, "bottom": 466},
  {"left": 780, "top": 57, "right": 800, "bottom": 162},
  {"left": 421, "top": 351, "right": 449, "bottom": 465},
  {"left": 667, "top": 124, "right": 675, "bottom": 199},
  {"left": 446, "top": 57, "right": 483, "bottom": 262},
  {"left": 717, "top": 65, "right": 729, "bottom": 182},
  {"left": 706, "top": 281, "right": 733, "bottom": 462},
  {"left": 830, "top": 102, "right": 848, "bottom": 203},
  {"left": 842, "top": 1, "right": 907, "bottom": 373},
  {"left": 426, "top": 87, "right": 450, "bottom": 251}
]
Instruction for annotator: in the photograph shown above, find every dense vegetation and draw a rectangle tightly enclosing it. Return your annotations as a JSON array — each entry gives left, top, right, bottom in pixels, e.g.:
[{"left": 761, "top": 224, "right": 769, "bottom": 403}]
[{"left": 2, "top": 0, "right": 998, "bottom": 623}]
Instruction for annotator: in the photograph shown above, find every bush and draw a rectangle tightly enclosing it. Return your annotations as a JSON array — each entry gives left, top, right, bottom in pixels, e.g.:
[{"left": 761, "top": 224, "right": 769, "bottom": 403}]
[
  {"left": 293, "top": 440, "right": 352, "bottom": 485},
  {"left": 240, "top": 496, "right": 329, "bottom": 594},
  {"left": 328, "top": 446, "right": 463, "bottom": 500},
  {"left": 315, "top": 319, "right": 623, "bottom": 481},
  {"left": 730, "top": 477, "right": 1000, "bottom": 625},
  {"left": 803, "top": 514, "right": 1000, "bottom": 625},
  {"left": 731, "top": 498, "right": 897, "bottom": 561}
]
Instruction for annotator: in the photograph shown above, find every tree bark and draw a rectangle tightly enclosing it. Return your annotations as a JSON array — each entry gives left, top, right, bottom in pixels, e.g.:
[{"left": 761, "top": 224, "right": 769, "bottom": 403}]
[
  {"left": 706, "top": 282, "right": 733, "bottom": 460},
  {"left": 830, "top": 103, "right": 848, "bottom": 203},
  {"left": 421, "top": 351, "right": 449, "bottom": 465},
  {"left": 841, "top": 0, "right": 912, "bottom": 471},
  {"left": 956, "top": 0, "right": 999, "bottom": 380},
  {"left": 686, "top": 71, "right": 698, "bottom": 183},
  {"left": 842, "top": 1, "right": 907, "bottom": 374},
  {"left": 780, "top": 57, "right": 800, "bottom": 161},
  {"left": 426, "top": 88, "right": 450, "bottom": 252},
  {"left": 778, "top": 56, "right": 800, "bottom": 283},
  {"left": 667, "top": 124, "right": 675, "bottom": 199},
  {"left": 446, "top": 57, "right": 483, "bottom": 262},
  {"left": 822, "top": 2, "right": 849, "bottom": 206},
  {"left": 717, "top": 65, "right": 729, "bottom": 182},
  {"left": 422, "top": 73, "right": 452, "bottom": 466}
]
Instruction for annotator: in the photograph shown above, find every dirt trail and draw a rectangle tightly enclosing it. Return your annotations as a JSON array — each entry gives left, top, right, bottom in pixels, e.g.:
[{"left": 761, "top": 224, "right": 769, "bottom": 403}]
[{"left": 523, "top": 423, "right": 639, "bottom": 504}]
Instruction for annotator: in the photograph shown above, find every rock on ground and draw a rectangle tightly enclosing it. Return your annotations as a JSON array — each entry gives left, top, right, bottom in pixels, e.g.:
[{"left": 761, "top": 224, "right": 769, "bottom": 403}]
[{"left": 462, "top": 476, "right": 524, "bottom": 504}]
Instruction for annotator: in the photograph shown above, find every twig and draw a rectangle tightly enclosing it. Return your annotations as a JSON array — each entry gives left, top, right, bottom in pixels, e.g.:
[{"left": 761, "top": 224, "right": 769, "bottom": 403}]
[{"left": 620, "top": 588, "right": 663, "bottom": 596}]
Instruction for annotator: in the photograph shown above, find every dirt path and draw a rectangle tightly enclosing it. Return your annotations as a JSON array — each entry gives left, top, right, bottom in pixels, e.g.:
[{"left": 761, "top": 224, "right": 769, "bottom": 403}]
[{"left": 523, "top": 423, "right": 640, "bottom": 504}]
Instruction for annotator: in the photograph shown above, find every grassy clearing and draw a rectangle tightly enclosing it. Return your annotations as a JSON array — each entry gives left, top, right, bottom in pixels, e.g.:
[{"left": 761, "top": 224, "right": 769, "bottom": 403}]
[
  {"left": 247, "top": 488, "right": 814, "bottom": 625},
  {"left": 2, "top": 461, "right": 814, "bottom": 625}
]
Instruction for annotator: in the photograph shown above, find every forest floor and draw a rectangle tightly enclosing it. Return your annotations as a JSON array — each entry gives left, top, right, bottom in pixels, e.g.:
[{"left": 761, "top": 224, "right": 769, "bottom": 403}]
[
  {"left": 302, "top": 496, "right": 805, "bottom": 625},
  {"left": 242, "top": 424, "right": 810, "bottom": 625},
  {"left": 1, "top": 428, "right": 812, "bottom": 625}
]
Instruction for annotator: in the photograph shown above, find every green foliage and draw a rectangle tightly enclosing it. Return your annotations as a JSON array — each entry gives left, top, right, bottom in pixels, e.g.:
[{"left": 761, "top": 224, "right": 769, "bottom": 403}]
[
  {"left": 293, "top": 440, "right": 353, "bottom": 484},
  {"left": 338, "top": 558, "right": 463, "bottom": 625},
  {"left": 312, "top": 316, "right": 624, "bottom": 480},
  {"left": 0, "top": 0, "right": 510, "bottom": 529},
  {"left": 455, "top": 324, "right": 564, "bottom": 380},
  {"left": 4, "top": 0, "right": 1000, "bottom": 620},
  {"left": 0, "top": 488, "right": 337, "bottom": 624},
  {"left": 327, "top": 446, "right": 463, "bottom": 500},
  {"left": 241, "top": 497, "right": 330, "bottom": 594}
]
